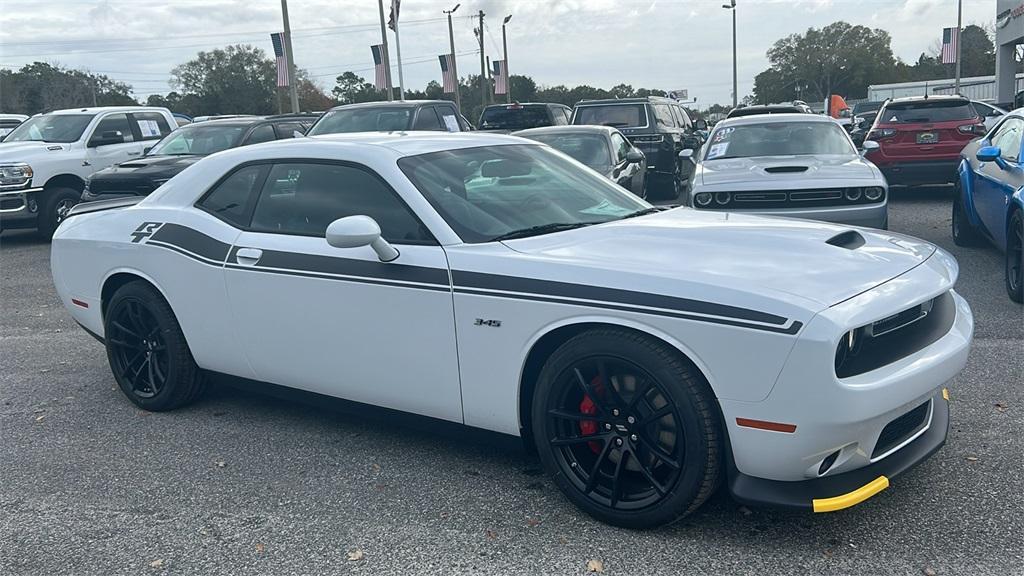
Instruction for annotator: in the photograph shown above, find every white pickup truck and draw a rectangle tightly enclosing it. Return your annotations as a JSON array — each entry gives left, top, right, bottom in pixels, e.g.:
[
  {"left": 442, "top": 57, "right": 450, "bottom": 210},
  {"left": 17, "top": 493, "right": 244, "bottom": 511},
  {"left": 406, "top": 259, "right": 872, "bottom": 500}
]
[{"left": 0, "top": 106, "right": 176, "bottom": 238}]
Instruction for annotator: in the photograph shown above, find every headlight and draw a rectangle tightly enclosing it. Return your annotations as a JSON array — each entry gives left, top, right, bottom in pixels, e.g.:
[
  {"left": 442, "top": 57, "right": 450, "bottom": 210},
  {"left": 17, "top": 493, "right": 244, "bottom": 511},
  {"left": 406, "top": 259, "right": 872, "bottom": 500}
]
[
  {"left": 714, "top": 192, "right": 731, "bottom": 206},
  {"left": 864, "top": 186, "right": 884, "bottom": 201},
  {"left": 834, "top": 328, "right": 864, "bottom": 374},
  {"left": 694, "top": 192, "right": 713, "bottom": 207},
  {"left": 844, "top": 187, "right": 862, "bottom": 201},
  {"left": 0, "top": 163, "right": 33, "bottom": 187}
]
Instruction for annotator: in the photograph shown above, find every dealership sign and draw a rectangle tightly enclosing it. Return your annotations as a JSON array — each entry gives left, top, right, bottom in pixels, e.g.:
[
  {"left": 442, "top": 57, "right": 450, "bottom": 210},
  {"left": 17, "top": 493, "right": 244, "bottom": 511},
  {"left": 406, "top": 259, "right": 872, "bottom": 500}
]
[{"left": 996, "top": 2, "right": 1024, "bottom": 28}]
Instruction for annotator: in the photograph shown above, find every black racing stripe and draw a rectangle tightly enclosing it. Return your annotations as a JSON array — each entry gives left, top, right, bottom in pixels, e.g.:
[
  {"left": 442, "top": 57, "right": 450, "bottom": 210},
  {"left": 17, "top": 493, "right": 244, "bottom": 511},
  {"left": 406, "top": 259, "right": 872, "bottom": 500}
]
[
  {"left": 241, "top": 247, "right": 450, "bottom": 287},
  {"left": 452, "top": 270, "right": 788, "bottom": 326},
  {"left": 149, "top": 223, "right": 230, "bottom": 262},
  {"left": 224, "top": 263, "right": 452, "bottom": 292},
  {"left": 147, "top": 240, "right": 225, "bottom": 266},
  {"left": 455, "top": 287, "right": 802, "bottom": 335}
]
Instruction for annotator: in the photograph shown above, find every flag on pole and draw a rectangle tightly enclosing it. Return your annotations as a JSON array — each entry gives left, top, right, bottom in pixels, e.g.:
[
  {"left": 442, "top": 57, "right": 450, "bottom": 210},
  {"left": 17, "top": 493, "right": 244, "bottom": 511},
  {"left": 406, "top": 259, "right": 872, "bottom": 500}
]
[
  {"left": 941, "top": 27, "right": 958, "bottom": 64},
  {"left": 371, "top": 44, "right": 390, "bottom": 91},
  {"left": 492, "top": 60, "right": 508, "bottom": 95},
  {"left": 388, "top": 0, "right": 401, "bottom": 31},
  {"left": 439, "top": 54, "right": 457, "bottom": 94},
  {"left": 270, "top": 33, "right": 289, "bottom": 87}
]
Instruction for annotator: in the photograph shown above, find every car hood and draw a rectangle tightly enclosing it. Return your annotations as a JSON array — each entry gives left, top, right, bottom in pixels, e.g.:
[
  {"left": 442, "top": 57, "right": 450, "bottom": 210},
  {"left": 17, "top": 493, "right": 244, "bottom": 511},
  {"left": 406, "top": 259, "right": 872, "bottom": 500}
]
[
  {"left": 501, "top": 208, "right": 935, "bottom": 308},
  {"left": 0, "top": 141, "right": 71, "bottom": 160},
  {"left": 92, "top": 155, "right": 204, "bottom": 179},
  {"left": 698, "top": 155, "right": 877, "bottom": 187}
]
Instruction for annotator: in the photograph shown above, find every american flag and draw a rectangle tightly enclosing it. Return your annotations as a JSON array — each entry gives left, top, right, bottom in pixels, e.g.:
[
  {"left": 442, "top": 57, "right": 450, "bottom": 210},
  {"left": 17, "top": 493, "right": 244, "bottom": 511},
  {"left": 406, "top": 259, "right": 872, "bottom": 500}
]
[
  {"left": 270, "top": 33, "right": 288, "bottom": 87},
  {"left": 388, "top": 0, "right": 401, "bottom": 31},
  {"left": 438, "top": 54, "right": 457, "bottom": 93},
  {"left": 371, "top": 44, "right": 390, "bottom": 91},
  {"left": 941, "top": 27, "right": 958, "bottom": 64},
  {"left": 492, "top": 60, "right": 508, "bottom": 95}
]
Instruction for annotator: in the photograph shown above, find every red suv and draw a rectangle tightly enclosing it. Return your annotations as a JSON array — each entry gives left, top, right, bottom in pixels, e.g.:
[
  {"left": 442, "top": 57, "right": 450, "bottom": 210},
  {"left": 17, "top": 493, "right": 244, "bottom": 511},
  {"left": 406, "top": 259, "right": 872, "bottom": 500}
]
[{"left": 864, "top": 95, "right": 986, "bottom": 185}]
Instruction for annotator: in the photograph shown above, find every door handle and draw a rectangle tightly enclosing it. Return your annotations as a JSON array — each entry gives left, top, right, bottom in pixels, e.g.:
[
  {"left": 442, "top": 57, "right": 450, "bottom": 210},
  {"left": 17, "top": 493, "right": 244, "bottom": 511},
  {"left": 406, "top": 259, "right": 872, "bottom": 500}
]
[{"left": 235, "top": 248, "right": 263, "bottom": 266}]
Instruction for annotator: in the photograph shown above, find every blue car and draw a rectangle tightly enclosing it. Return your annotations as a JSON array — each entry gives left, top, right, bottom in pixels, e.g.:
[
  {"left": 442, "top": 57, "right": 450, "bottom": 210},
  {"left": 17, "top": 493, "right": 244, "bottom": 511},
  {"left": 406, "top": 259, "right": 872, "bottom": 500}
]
[{"left": 953, "top": 108, "right": 1024, "bottom": 302}]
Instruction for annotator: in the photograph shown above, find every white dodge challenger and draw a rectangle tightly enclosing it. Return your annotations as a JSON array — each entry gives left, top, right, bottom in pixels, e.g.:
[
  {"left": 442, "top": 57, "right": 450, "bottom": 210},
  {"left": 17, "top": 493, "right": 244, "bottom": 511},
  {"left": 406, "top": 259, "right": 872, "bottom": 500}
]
[{"left": 51, "top": 133, "right": 972, "bottom": 528}]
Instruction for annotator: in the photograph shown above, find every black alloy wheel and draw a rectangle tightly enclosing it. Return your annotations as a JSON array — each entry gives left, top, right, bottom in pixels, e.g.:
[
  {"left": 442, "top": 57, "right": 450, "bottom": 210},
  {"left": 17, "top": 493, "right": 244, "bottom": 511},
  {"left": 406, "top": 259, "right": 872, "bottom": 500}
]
[
  {"left": 532, "top": 328, "right": 721, "bottom": 528},
  {"left": 104, "top": 281, "right": 207, "bottom": 411},
  {"left": 1007, "top": 210, "right": 1023, "bottom": 303}
]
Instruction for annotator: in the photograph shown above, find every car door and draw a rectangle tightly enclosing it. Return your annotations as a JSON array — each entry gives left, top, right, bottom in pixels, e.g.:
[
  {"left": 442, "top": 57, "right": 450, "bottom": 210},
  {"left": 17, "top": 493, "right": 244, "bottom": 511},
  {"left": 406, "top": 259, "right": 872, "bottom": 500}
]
[
  {"left": 220, "top": 160, "right": 463, "bottom": 422},
  {"left": 84, "top": 113, "right": 145, "bottom": 172},
  {"left": 609, "top": 131, "right": 641, "bottom": 193},
  {"left": 976, "top": 117, "right": 1024, "bottom": 246}
]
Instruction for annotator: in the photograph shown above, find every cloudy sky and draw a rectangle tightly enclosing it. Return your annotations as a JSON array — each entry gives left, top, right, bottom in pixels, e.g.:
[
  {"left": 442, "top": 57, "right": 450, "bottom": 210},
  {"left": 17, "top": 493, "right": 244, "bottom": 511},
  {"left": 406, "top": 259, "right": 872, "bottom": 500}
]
[{"left": 0, "top": 0, "right": 998, "bottom": 106}]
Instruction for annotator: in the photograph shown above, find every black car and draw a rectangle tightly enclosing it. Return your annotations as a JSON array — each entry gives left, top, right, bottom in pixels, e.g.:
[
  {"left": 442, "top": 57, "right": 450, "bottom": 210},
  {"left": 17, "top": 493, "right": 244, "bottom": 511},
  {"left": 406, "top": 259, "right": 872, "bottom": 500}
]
[
  {"left": 513, "top": 125, "right": 648, "bottom": 197},
  {"left": 82, "top": 116, "right": 313, "bottom": 202},
  {"left": 307, "top": 100, "right": 471, "bottom": 135},
  {"left": 572, "top": 96, "right": 704, "bottom": 200},
  {"left": 849, "top": 110, "right": 878, "bottom": 148},
  {"left": 477, "top": 103, "right": 572, "bottom": 133},
  {"left": 726, "top": 104, "right": 809, "bottom": 118}
]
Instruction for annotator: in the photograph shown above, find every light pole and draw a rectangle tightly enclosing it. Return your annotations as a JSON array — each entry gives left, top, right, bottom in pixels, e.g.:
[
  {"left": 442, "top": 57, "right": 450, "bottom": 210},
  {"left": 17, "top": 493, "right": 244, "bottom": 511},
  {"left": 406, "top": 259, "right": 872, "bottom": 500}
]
[
  {"left": 722, "top": 0, "right": 737, "bottom": 108},
  {"left": 477, "top": 10, "right": 486, "bottom": 109},
  {"left": 444, "top": 3, "right": 461, "bottom": 113},
  {"left": 502, "top": 15, "right": 512, "bottom": 103},
  {"left": 280, "top": 0, "right": 300, "bottom": 112}
]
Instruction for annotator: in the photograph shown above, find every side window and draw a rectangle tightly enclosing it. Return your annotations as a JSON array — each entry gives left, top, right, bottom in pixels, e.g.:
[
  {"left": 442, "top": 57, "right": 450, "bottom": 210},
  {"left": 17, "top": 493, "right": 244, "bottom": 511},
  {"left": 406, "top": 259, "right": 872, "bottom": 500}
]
[
  {"left": 675, "top": 106, "right": 693, "bottom": 129},
  {"left": 197, "top": 165, "right": 266, "bottom": 228},
  {"left": 244, "top": 124, "right": 277, "bottom": 145},
  {"left": 131, "top": 112, "right": 172, "bottom": 141},
  {"left": 249, "top": 162, "right": 431, "bottom": 244},
  {"left": 653, "top": 105, "right": 675, "bottom": 128},
  {"left": 437, "top": 107, "right": 461, "bottom": 132},
  {"left": 610, "top": 133, "right": 630, "bottom": 162},
  {"left": 413, "top": 107, "right": 443, "bottom": 131},
  {"left": 990, "top": 118, "right": 1023, "bottom": 161},
  {"left": 89, "top": 114, "right": 133, "bottom": 145},
  {"left": 550, "top": 106, "right": 568, "bottom": 125},
  {"left": 563, "top": 108, "right": 572, "bottom": 124},
  {"left": 274, "top": 122, "right": 306, "bottom": 139}
]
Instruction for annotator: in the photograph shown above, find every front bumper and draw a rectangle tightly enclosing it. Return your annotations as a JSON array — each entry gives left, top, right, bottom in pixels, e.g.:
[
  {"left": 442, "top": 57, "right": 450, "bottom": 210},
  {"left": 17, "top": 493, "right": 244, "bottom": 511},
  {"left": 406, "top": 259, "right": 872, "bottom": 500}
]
[
  {"left": 874, "top": 159, "right": 960, "bottom": 185},
  {"left": 0, "top": 185, "right": 43, "bottom": 228}
]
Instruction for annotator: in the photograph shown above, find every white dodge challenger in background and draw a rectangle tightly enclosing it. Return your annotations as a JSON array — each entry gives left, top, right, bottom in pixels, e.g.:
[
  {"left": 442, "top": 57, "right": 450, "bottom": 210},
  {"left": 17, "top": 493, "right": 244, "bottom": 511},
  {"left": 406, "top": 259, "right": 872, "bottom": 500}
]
[{"left": 51, "top": 133, "right": 972, "bottom": 528}]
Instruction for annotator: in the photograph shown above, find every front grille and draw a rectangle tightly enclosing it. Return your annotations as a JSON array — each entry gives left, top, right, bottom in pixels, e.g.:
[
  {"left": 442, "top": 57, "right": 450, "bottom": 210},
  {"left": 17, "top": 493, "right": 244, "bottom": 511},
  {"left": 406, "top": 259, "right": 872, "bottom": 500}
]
[
  {"left": 0, "top": 198, "right": 25, "bottom": 211},
  {"left": 695, "top": 187, "right": 883, "bottom": 209},
  {"left": 872, "top": 401, "right": 930, "bottom": 459}
]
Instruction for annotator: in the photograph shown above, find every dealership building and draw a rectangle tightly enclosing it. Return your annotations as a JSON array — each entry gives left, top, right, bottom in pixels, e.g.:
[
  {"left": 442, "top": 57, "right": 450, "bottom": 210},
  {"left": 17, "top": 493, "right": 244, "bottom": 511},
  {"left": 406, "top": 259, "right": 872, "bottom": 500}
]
[{"left": 996, "top": 0, "right": 1024, "bottom": 103}]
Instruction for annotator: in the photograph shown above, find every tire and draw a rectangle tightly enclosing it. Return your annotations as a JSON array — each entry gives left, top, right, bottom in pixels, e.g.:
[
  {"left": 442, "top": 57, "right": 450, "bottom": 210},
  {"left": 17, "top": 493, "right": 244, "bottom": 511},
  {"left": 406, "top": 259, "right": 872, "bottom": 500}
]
[
  {"left": 36, "top": 187, "right": 81, "bottom": 239},
  {"left": 531, "top": 328, "right": 721, "bottom": 528},
  {"left": 952, "top": 182, "right": 983, "bottom": 247},
  {"left": 1006, "top": 210, "right": 1023, "bottom": 303},
  {"left": 104, "top": 281, "right": 207, "bottom": 411}
]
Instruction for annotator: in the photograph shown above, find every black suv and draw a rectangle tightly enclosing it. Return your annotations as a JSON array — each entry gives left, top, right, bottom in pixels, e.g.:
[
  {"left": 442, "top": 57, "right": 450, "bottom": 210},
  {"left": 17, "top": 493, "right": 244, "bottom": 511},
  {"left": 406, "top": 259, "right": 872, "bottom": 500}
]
[
  {"left": 477, "top": 103, "right": 572, "bottom": 133},
  {"left": 572, "top": 97, "right": 704, "bottom": 199},
  {"left": 82, "top": 116, "right": 314, "bottom": 202},
  {"left": 308, "top": 100, "right": 472, "bottom": 135}
]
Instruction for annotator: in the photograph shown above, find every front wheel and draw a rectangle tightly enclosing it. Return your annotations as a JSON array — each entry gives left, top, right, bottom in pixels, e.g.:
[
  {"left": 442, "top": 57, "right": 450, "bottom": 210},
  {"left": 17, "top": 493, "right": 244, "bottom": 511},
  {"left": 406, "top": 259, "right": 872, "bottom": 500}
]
[
  {"left": 531, "top": 328, "right": 722, "bottom": 528},
  {"left": 36, "top": 187, "right": 81, "bottom": 239},
  {"left": 1007, "top": 210, "right": 1023, "bottom": 303},
  {"left": 104, "top": 281, "right": 208, "bottom": 411}
]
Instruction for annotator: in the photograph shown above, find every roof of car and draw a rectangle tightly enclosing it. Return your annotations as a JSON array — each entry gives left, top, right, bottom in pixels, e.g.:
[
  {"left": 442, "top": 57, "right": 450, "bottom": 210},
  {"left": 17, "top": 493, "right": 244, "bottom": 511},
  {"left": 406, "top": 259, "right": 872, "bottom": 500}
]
[
  {"left": 728, "top": 105, "right": 805, "bottom": 117},
  {"left": 45, "top": 106, "right": 169, "bottom": 116},
  {"left": 576, "top": 97, "right": 676, "bottom": 105},
  {"left": 512, "top": 125, "right": 617, "bottom": 137},
  {"left": 326, "top": 100, "right": 453, "bottom": 111},
  {"left": 715, "top": 113, "right": 838, "bottom": 127},
  {"left": 245, "top": 132, "right": 529, "bottom": 157},
  {"left": 885, "top": 95, "right": 969, "bottom": 104},
  {"left": 483, "top": 102, "right": 565, "bottom": 108}
]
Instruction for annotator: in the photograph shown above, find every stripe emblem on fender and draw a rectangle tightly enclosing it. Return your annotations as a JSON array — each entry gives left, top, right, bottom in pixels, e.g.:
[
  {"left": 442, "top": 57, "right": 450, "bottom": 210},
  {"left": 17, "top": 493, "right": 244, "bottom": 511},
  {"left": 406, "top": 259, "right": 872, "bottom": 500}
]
[{"left": 141, "top": 224, "right": 803, "bottom": 335}]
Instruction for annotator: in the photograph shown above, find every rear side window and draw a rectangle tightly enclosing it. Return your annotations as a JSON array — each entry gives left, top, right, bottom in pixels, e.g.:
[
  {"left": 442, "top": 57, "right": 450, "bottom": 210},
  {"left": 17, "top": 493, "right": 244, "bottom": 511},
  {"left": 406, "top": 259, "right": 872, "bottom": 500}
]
[
  {"left": 244, "top": 124, "right": 277, "bottom": 145},
  {"left": 197, "top": 165, "right": 266, "bottom": 228},
  {"left": 413, "top": 107, "right": 443, "bottom": 131},
  {"left": 573, "top": 104, "right": 647, "bottom": 128},
  {"left": 132, "top": 112, "right": 172, "bottom": 141},
  {"left": 550, "top": 106, "right": 568, "bottom": 125},
  {"left": 652, "top": 105, "right": 676, "bottom": 128},
  {"left": 89, "top": 114, "right": 133, "bottom": 145},
  {"left": 879, "top": 101, "right": 978, "bottom": 123},
  {"left": 274, "top": 122, "right": 306, "bottom": 139},
  {"left": 436, "top": 108, "right": 461, "bottom": 132}
]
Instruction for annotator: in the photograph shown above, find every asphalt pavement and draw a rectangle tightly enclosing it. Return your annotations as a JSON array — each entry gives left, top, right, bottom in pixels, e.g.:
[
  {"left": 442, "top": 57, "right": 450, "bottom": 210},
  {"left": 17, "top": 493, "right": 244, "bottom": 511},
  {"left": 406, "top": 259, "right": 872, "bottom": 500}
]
[{"left": 1, "top": 187, "right": 1022, "bottom": 575}]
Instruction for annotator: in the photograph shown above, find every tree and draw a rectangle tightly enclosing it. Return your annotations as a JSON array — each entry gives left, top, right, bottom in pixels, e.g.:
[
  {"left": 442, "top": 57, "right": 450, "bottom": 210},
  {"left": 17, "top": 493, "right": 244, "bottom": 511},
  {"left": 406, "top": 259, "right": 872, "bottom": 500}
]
[
  {"left": 957, "top": 25, "right": 995, "bottom": 78},
  {"left": 170, "top": 44, "right": 277, "bottom": 115},
  {"left": 0, "top": 62, "right": 136, "bottom": 114},
  {"left": 331, "top": 71, "right": 387, "bottom": 104},
  {"left": 610, "top": 84, "right": 635, "bottom": 99}
]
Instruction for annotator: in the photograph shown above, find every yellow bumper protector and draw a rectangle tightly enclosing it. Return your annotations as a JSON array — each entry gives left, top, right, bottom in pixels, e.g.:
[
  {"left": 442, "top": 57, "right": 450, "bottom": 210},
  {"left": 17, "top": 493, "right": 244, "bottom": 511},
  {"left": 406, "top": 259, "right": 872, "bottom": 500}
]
[
  {"left": 942, "top": 388, "right": 950, "bottom": 401},
  {"left": 812, "top": 476, "right": 890, "bottom": 513}
]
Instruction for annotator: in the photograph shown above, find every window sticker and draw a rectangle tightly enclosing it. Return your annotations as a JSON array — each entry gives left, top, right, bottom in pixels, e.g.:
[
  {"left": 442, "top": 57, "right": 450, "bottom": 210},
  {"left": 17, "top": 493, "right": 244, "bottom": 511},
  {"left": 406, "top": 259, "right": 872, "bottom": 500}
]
[
  {"left": 712, "top": 127, "right": 734, "bottom": 142},
  {"left": 706, "top": 142, "right": 730, "bottom": 159},
  {"left": 442, "top": 114, "right": 460, "bottom": 132},
  {"left": 137, "top": 119, "right": 161, "bottom": 137},
  {"left": 580, "top": 199, "right": 634, "bottom": 217}
]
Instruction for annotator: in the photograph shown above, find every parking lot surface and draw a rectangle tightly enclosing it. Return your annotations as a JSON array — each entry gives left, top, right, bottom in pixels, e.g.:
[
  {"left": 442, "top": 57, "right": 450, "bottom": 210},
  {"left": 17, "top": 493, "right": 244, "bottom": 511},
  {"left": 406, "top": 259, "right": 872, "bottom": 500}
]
[{"left": 1, "top": 188, "right": 1022, "bottom": 576}]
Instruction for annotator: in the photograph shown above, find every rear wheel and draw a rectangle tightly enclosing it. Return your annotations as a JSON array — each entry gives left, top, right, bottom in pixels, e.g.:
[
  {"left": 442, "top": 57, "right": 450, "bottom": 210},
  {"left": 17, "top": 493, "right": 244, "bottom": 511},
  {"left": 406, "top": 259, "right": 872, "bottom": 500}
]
[
  {"left": 36, "top": 187, "right": 80, "bottom": 239},
  {"left": 1007, "top": 210, "right": 1023, "bottom": 303},
  {"left": 104, "top": 281, "right": 207, "bottom": 411},
  {"left": 531, "top": 328, "right": 721, "bottom": 528},
  {"left": 952, "top": 182, "right": 983, "bottom": 247}
]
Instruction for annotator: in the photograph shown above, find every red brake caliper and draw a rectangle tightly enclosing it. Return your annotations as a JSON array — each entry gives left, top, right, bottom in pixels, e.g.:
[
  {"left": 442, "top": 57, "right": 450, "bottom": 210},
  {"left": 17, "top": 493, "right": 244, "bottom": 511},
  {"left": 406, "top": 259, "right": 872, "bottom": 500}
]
[{"left": 579, "top": 376, "right": 604, "bottom": 454}]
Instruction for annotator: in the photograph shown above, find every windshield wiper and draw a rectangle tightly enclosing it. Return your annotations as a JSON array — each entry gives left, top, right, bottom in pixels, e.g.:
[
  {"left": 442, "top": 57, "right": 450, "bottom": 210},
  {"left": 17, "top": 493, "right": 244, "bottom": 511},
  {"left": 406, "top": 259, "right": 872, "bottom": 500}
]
[
  {"left": 491, "top": 222, "right": 593, "bottom": 241},
  {"left": 619, "top": 206, "right": 665, "bottom": 220}
]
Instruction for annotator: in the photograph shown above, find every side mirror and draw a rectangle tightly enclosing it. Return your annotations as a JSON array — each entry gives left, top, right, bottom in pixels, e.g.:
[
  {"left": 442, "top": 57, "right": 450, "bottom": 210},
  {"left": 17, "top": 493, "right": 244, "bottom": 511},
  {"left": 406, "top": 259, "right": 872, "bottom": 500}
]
[
  {"left": 861, "top": 140, "right": 880, "bottom": 154},
  {"left": 88, "top": 130, "right": 125, "bottom": 147},
  {"left": 679, "top": 149, "right": 694, "bottom": 159},
  {"left": 976, "top": 145, "right": 1001, "bottom": 163},
  {"left": 625, "top": 149, "right": 644, "bottom": 163},
  {"left": 143, "top": 146, "right": 153, "bottom": 155},
  {"left": 325, "top": 215, "right": 399, "bottom": 262}
]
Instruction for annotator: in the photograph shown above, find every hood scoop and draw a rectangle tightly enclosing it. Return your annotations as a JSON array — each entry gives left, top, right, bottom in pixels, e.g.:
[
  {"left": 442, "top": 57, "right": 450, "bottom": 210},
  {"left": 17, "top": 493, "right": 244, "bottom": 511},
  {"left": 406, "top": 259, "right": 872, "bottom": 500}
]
[
  {"left": 825, "top": 230, "right": 866, "bottom": 250},
  {"left": 764, "top": 166, "right": 809, "bottom": 174},
  {"left": 118, "top": 163, "right": 147, "bottom": 168}
]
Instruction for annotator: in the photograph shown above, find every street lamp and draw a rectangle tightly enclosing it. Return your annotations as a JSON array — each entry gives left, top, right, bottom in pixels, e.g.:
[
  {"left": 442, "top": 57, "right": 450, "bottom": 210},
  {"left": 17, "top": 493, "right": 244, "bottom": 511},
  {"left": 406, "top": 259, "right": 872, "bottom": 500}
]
[
  {"left": 722, "top": 0, "right": 737, "bottom": 108},
  {"left": 443, "top": 3, "right": 461, "bottom": 113},
  {"left": 502, "top": 14, "right": 512, "bottom": 103}
]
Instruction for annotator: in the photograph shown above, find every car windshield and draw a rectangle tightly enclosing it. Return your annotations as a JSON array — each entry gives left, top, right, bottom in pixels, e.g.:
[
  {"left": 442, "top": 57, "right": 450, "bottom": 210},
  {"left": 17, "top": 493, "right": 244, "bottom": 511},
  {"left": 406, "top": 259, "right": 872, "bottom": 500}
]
[
  {"left": 147, "top": 124, "right": 247, "bottom": 155},
  {"left": 307, "top": 107, "right": 414, "bottom": 134},
  {"left": 705, "top": 121, "right": 855, "bottom": 160},
  {"left": 2, "top": 114, "right": 93, "bottom": 143},
  {"left": 879, "top": 101, "right": 977, "bottom": 123},
  {"left": 573, "top": 104, "right": 647, "bottom": 128},
  {"left": 852, "top": 101, "right": 883, "bottom": 115},
  {"left": 398, "top": 144, "right": 649, "bottom": 243},
  {"left": 479, "top": 105, "right": 552, "bottom": 130},
  {"left": 524, "top": 133, "right": 612, "bottom": 171}
]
